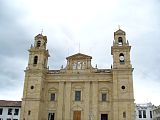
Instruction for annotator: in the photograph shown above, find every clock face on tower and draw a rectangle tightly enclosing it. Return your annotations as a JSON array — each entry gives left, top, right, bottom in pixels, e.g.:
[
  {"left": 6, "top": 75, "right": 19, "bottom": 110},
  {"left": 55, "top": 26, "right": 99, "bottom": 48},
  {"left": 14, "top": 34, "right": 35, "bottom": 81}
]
[{"left": 119, "top": 56, "right": 125, "bottom": 61}]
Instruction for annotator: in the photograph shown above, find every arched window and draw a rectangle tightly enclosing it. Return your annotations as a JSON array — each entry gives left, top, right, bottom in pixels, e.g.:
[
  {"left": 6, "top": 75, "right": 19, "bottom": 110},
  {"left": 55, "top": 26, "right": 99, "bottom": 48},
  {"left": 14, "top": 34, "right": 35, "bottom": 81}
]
[
  {"left": 37, "top": 41, "right": 41, "bottom": 47},
  {"left": 48, "top": 88, "right": 57, "bottom": 102},
  {"left": 119, "top": 53, "right": 125, "bottom": 64},
  {"left": 28, "top": 110, "right": 31, "bottom": 115},
  {"left": 50, "top": 93, "right": 56, "bottom": 101},
  {"left": 33, "top": 56, "right": 38, "bottom": 64},
  {"left": 118, "top": 37, "right": 123, "bottom": 46}
]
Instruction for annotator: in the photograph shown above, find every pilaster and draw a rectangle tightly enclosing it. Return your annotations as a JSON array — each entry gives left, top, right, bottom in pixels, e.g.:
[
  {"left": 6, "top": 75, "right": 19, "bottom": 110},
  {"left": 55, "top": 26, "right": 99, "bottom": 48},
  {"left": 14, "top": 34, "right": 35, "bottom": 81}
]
[
  {"left": 84, "top": 81, "right": 90, "bottom": 120},
  {"left": 112, "top": 70, "right": 119, "bottom": 120},
  {"left": 57, "top": 81, "right": 64, "bottom": 120},
  {"left": 64, "top": 82, "right": 71, "bottom": 120},
  {"left": 91, "top": 81, "right": 98, "bottom": 119}
]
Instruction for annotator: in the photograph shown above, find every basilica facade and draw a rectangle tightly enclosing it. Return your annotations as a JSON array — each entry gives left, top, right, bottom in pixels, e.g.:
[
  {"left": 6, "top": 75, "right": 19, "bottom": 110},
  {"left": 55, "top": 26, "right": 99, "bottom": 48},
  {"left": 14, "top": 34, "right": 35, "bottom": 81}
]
[{"left": 20, "top": 29, "right": 135, "bottom": 120}]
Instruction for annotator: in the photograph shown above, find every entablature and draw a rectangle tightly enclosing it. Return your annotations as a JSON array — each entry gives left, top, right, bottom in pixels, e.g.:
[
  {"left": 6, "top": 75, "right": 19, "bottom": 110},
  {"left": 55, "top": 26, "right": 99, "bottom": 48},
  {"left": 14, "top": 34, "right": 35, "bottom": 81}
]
[{"left": 45, "top": 73, "right": 112, "bottom": 83}]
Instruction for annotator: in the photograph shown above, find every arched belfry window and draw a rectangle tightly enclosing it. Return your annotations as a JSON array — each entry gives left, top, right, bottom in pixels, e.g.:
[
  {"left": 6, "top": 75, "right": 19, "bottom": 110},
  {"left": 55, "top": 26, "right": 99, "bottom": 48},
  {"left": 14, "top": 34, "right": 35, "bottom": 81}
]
[
  {"left": 33, "top": 56, "right": 38, "bottom": 64},
  {"left": 119, "top": 53, "right": 125, "bottom": 64},
  {"left": 118, "top": 37, "right": 123, "bottom": 46},
  {"left": 37, "top": 41, "right": 41, "bottom": 47}
]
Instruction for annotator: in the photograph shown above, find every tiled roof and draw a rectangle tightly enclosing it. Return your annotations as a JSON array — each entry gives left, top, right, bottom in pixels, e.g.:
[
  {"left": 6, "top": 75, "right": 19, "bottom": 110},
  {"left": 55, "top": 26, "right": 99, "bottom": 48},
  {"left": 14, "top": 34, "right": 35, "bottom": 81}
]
[{"left": 0, "top": 100, "right": 21, "bottom": 107}]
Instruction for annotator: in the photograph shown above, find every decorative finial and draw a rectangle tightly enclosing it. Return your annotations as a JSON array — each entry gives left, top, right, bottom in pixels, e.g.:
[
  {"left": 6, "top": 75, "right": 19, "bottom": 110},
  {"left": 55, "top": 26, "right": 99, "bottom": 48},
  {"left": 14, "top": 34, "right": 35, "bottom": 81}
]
[
  {"left": 41, "top": 29, "right": 43, "bottom": 35},
  {"left": 68, "top": 48, "right": 70, "bottom": 56},
  {"left": 61, "top": 65, "right": 63, "bottom": 69},
  {"left": 30, "top": 44, "right": 33, "bottom": 48},
  {"left": 95, "top": 64, "right": 97, "bottom": 68},
  {"left": 118, "top": 25, "right": 120, "bottom": 30},
  {"left": 78, "top": 43, "right": 80, "bottom": 53}
]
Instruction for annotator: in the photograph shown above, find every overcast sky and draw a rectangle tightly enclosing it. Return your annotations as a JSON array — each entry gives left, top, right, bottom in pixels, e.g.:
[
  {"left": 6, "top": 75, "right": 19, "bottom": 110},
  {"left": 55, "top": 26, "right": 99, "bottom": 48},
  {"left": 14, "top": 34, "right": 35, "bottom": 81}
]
[{"left": 0, "top": 0, "right": 160, "bottom": 105}]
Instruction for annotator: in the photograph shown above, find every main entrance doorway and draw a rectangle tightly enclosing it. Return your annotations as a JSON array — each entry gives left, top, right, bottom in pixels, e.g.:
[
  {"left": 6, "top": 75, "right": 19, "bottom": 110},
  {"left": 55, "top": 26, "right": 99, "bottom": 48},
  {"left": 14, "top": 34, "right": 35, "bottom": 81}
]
[
  {"left": 73, "top": 111, "right": 81, "bottom": 120},
  {"left": 48, "top": 113, "right": 55, "bottom": 120},
  {"left": 101, "top": 114, "right": 108, "bottom": 120}
]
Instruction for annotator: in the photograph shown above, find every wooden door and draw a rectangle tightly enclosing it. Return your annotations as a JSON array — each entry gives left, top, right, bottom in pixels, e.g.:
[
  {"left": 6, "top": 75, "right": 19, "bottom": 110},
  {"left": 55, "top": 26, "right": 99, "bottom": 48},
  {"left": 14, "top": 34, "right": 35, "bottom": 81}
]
[{"left": 73, "top": 111, "right": 81, "bottom": 120}]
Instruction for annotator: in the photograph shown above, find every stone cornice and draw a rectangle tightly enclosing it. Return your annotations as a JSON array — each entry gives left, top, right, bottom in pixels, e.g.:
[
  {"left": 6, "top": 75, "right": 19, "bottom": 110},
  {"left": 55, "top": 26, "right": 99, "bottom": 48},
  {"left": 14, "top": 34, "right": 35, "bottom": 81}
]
[
  {"left": 45, "top": 79, "right": 113, "bottom": 83},
  {"left": 112, "top": 99, "right": 135, "bottom": 102}
]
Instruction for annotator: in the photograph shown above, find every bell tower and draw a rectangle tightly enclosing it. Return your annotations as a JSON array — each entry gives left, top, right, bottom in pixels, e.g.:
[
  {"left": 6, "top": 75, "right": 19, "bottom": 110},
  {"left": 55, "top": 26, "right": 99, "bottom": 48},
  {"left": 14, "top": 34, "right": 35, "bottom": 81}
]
[
  {"left": 111, "top": 29, "right": 135, "bottom": 120},
  {"left": 20, "top": 34, "right": 49, "bottom": 120},
  {"left": 28, "top": 34, "right": 49, "bottom": 70},
  {"left": 111, "top": 29, "right": 132, "bottom": 69}
]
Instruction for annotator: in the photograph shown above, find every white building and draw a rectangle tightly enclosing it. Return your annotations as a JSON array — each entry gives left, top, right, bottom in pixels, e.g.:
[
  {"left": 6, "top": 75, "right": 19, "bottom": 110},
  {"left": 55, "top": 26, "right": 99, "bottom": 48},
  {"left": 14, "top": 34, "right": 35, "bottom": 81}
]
[
  {"left": 153, "top": 105, "right": 160, "bottom": 120},
  {"left": 0, "top": 100, "right": 21, "bottom": 120},
  {"left": 135, "top": 103, "right": 154, "bottom": 120}
]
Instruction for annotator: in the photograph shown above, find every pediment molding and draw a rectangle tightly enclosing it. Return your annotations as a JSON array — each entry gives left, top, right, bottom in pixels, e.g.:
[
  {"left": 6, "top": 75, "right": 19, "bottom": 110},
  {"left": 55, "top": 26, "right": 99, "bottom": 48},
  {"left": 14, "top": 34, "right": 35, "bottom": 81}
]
[{"left": 66, "top": 53, "right": 92, "bottom": 60}]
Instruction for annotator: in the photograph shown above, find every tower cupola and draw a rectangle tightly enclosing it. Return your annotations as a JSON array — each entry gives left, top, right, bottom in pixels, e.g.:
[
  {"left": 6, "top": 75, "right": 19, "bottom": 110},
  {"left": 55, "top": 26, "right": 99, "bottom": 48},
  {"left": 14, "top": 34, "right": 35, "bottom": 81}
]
[
  {"left": 113, "top": 29, "right": 128, "bottom": 46},
  {"left": 111, "top": 29, "right": 132, "bottom": 69},
  {"left": 27, "top": 33, "right": 49, "bottom": 70},
  {"left": 34, "top": 34, "right": 47, "bottom": 49}
]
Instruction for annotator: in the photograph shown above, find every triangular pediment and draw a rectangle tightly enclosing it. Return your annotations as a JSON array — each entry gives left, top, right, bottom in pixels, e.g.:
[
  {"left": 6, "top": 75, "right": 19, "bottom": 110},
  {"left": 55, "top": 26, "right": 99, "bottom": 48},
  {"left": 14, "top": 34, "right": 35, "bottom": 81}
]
[
  {"left": 35, "top": 34, "right": 47, "bottom": 41},
  {"left": 66, "top": 53, "right": 92, "bottom": 60},
  {"left": 65, "top": 53, "right": 93, "bottom": 70},
  {"left": 114, "top": 29, "right": 126, "bottom": 35}
]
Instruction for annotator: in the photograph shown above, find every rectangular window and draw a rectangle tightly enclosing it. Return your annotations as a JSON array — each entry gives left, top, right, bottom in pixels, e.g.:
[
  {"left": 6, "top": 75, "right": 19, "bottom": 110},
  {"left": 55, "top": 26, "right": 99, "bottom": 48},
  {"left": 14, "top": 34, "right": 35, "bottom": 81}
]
[
  {"left": 13, "top": 119, "right": 18, "bottom": 120},
  {"left": 138, "top": 110, "right": 142, "bottom": 118},
  {"left": 0, "top": 108, "right": 3, "bottom": 115},
  {"left": 14, "top": 109, "right": 19, "bottom": 115},
  {"left": 102, "top": 93, "right": 107, "bottom": 101},
  {"left": 75, "top": 91, "right": 81, "bottom": 101},
  {"left": 143, "top": 110, "right": 146, "bottom": 118},
  {"left": 8, "top": 108, "right": 12, "bottom": 115},
  {"left": 150, "top": 111, "right": 152, "bottom": 118},
  {"left": 50, "top": 93, "right": 55, "bottom": 101},
  {"left": 28, "top": 110, "right": 31, "bottom": 115},
  {"left": 7, "top": 119, "right": 11, "bottom": 120}
]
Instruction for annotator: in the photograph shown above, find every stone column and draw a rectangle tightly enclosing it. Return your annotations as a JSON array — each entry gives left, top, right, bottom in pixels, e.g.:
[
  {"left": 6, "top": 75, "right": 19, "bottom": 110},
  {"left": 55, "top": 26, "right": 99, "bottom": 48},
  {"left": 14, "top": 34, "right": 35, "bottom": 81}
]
[
  {"left": 57, "top": 81, "right": 64, "bottom": 120},
  {"left": 84, "top": 81, "right": 90, "bottom": 120},
  {"left": 64, "top": 82, "right": 71, "bottom": 120},
  {"left": 92, "top": 81, "right": 98, "bottom": 120}
]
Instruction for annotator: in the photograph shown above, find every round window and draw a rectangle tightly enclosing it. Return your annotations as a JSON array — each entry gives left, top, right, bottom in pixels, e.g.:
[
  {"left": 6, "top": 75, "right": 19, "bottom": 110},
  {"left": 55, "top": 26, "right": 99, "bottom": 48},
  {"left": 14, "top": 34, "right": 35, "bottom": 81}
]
[
  {"left": 121, "top": 85, "right": 125, "bottom": 90},
  {"left": 31, "top": 86, "right": 34, "bottom": 89}
]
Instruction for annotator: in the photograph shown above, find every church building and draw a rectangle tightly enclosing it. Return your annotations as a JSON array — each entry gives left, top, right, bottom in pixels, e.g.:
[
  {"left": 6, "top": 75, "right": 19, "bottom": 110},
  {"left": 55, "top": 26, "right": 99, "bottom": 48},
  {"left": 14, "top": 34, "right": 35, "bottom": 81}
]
[{"left": 20, "top": 29, "right": 135, "bottom": 120}]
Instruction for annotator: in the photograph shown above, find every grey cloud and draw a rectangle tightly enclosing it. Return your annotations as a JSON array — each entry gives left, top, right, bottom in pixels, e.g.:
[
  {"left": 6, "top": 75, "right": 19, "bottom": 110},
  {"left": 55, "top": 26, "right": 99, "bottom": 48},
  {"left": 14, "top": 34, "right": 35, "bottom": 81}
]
[
  {"left": 0, "top": 1, "right": 31, "bottom": 58},
  {"left": 0, "top": 56, "right": 26, "bottom": 92},
  {"left": 0, "top": 1, "right": 31, "bottom": 98},
  {"left": 0, "top": 0, "right": 160, "bottom": 103}
]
